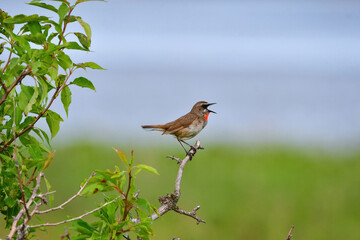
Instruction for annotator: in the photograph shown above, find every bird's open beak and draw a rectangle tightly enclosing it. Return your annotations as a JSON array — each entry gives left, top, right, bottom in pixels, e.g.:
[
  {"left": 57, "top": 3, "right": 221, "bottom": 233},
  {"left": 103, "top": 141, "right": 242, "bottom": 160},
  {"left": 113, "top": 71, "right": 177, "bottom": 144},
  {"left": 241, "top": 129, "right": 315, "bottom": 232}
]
[{"left": 205, "top": 103, "right": 216, "bottom": 114}]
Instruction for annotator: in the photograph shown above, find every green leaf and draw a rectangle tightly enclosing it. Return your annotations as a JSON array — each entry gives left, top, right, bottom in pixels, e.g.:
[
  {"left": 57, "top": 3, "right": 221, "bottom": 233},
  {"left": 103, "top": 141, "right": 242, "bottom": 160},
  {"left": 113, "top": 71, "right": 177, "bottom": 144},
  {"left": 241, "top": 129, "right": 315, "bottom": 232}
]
[
  {"left": 42, "top": 151, "right": 55, "bottom": 170},
  {"left": 24, "top": 32, "right": 47, "bottom": 45},
  {"left": 19, "top": 116, "right": 36, "bottom": 130},
  {"left": 61, "top": 85, "right": 72, "bottom": 117},
  {"left": 3, "top": 14, "right": 48, "bottom": 24},
  {"left": 76, "top": 62, "right": 105, "bottom": 70},
  {"left": 27, "top": 21, "right": 42, "bottom": 35},
  {"left": 43, "top": 176, "right": 54, "bottom": 206},
  {"left": 46, "top": 110, "right": 63, "bottom": 138},
  {"left": 76, "top": 17, "right": 91, "bottom": 39},
  {"left": 15, "top": 107, "right": 23, "bottom": 126},
  {"left": 135, "top": 164, "right": 159, "bottom": 175},
  {"left": 38, "top": 128, "right": 51, "bottom": 145},
  {"left": 58, "top": 3, "right": 69, "bottom": 22},
  {"left": 74, "top": 32, "right": 90, "bottom": 49},
  {"left": 65, "top": 41, "right": 87, "bottom": 51},
  {"left": 112, "top": 148, "right": 127, "bottom": 165},
  {"left": 136, "top": 198, "right": 151, "bottom": 214},
  {"left": 27, "top": 2, "right": 58, "bottom": 13},
  {"left": 24, "top": 86, "right": 39, "bottom": 115},
  {"left": 37, "top": 77, "right": 49, "bottom": 105},
  {"left": 29, "top": 144, "right": 44, "bottom": 160},
  {"left": 12, "top": 34, "right": 31, "bottom": 52},
  {"left": 57, "top": 52, "right": 73, "bottom": 70},
  {"left": 71, "top": 77, "right": 95, "bottom": 91}
]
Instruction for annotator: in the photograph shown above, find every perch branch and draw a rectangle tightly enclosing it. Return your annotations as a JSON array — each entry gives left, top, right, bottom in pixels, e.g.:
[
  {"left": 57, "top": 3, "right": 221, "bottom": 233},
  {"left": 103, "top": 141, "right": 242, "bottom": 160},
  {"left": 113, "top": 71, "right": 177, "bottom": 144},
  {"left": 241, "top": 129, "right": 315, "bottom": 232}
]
[
  {"left": 35, "top": 172, "right": 96, "bottom": 214},
  {"left": 146, "top": 140, "right": 205, "bottom": 224}
]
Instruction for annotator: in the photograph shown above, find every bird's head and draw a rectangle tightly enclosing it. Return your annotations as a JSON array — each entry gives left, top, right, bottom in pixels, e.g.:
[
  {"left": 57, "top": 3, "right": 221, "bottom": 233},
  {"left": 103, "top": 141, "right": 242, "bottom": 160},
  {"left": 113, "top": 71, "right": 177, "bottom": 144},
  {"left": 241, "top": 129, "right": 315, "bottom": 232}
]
[{"left": 191, "top": 101, "right": 216, "bottom": 119}]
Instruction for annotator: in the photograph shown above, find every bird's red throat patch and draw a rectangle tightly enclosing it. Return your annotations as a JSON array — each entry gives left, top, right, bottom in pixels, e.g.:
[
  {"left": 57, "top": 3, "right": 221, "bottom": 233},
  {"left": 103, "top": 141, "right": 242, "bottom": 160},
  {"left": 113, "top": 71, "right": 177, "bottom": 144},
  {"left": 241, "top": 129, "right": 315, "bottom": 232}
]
[{"left": 205, "top": 112, "right": 210, "bottom": 121}]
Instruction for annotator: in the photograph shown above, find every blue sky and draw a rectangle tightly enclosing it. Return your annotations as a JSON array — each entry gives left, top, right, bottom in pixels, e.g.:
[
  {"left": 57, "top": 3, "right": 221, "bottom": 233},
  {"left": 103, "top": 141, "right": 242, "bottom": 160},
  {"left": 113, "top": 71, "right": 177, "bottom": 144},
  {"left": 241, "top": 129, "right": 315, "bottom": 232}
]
[{"left": 2, "top": 0, "right": 360, "bottom": 147}]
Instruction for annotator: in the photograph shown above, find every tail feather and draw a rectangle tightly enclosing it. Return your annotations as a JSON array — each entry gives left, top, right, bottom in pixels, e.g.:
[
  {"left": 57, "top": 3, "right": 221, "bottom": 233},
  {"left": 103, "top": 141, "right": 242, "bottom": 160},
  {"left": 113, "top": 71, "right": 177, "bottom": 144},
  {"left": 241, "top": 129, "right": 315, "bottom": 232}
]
[{"left": 141, "top": 125, "right": 165, "bottom": 131}]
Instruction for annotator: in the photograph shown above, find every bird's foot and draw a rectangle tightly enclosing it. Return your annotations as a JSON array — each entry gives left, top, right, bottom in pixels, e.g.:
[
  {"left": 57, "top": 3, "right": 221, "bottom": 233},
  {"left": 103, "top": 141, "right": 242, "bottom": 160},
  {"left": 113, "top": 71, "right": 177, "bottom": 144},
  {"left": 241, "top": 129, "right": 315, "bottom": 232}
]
[{"left": 186, "top": 146, "right": 198, "bottom": 160}]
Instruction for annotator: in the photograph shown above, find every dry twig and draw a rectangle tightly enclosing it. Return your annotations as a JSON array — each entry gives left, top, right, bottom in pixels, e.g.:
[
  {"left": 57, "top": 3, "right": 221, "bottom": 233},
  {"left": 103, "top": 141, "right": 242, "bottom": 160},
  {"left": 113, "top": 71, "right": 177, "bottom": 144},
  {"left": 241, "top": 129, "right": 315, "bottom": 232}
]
[
  {"left": 286, "top": 225, "right": 295, "bottom": 240},
  {"left": 35, "top": 172, "right": 96, "bottom": 214}
]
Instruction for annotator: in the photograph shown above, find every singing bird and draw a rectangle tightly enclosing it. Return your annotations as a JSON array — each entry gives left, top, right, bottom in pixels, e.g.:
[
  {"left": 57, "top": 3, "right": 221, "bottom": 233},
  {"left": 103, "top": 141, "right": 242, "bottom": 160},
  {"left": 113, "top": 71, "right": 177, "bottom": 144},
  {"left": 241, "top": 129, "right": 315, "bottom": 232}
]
[{"left": 141, "top": 101, "right": 216, "bottom": 153}]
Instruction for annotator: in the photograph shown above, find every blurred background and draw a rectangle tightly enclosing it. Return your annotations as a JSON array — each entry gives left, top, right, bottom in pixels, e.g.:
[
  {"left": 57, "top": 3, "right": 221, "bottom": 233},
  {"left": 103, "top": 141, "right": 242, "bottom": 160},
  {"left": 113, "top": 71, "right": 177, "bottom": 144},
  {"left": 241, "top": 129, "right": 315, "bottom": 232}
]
[{"left": 2, "top": 0, "right": 360, "bottom": 239}]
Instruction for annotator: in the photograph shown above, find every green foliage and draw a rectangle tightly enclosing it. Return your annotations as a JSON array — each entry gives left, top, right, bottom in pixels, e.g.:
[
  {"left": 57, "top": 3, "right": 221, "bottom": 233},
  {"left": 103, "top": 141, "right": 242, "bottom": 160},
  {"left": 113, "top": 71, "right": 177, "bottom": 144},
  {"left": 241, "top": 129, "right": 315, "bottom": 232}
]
[
  {"left": 72, "top": 150, "right": 158, "bottom": 240},
  {"left": 1, "top": 1, "right": 160, "bottom": 239}
]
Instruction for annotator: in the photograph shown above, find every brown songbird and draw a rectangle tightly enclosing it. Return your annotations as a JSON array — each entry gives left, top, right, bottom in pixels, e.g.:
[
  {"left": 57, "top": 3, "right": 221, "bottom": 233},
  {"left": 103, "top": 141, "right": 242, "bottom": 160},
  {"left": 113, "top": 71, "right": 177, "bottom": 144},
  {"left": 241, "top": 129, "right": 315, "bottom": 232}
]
[{"left": 141, "top": 101, "right": 216, "bottom": 153}]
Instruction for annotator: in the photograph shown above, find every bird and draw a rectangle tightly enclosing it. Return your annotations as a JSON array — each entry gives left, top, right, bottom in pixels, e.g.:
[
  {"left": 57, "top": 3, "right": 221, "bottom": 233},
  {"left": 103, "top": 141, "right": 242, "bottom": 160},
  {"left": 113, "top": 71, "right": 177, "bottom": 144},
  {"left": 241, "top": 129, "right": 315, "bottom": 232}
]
[{"left": 141, "top": 101, "right": 216, "bottom": 154}]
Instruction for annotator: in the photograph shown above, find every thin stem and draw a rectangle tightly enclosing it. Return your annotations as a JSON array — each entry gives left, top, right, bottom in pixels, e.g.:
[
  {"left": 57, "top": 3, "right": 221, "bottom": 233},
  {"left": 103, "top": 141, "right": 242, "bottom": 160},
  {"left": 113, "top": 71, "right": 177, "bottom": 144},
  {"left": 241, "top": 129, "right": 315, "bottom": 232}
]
[
  {"left": 2, "top": 39, "right": 14, "bottom": 73},
  {"left": 28, "top": 196, "right": 121, "bottom": 228},
  {"left": 35, "top": 172, "right": 96, "bottom": 214},
  {"left": 58, "top": 8, "right": 74, "bottom": 45},
  {"left": 286, "top": 225, "right": 294, "bottom": 240},
  {"left": 0, "top": 68, "right": 31, "bottom": 106}
]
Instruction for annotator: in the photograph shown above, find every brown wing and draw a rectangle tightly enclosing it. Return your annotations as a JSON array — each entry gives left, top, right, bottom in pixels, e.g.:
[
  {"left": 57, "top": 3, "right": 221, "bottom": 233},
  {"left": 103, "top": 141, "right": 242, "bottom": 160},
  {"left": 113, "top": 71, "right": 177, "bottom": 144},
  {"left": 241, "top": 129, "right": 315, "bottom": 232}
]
[{"left": 162, "top": 113, "right": 197, "bottom": 135}]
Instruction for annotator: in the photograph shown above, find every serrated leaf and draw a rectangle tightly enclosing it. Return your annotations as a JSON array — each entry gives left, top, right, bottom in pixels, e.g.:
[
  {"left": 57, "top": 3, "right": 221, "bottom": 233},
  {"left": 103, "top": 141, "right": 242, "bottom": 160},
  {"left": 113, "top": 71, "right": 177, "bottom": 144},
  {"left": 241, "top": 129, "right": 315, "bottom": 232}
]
[
  {"left": 3, "top": 14, "right": 48, "bottom": 24},
  {"left": 76, "top": 61, "right": 105, "bottom": 70},
  {"left": 74, "top": 32, "right": 90, "bottom": 49},
  {"left": 112, "top": 148, "right": 127, "bottom": 165},
  {"left": 136, "top": 198, "right": 151, "bottom": 214},
  {"left": 61, "top": 85, "right": 71, "bottom": 117},
  {"left": 19, "top": 116, "right": 36, "bottom": 129},
  {"left": 43, "top": 176, "right": 54, "bottom": 206},
  {"left": 27, "top": 21, "right": 42, "bottom": 35},
  {"left": 71, "top": 77, "right": 95, "bottom": 91},
  {"left": 24, "top": 32, "right": 46, "bottom": 45},
  {"left": 24, "top": 87, "right": 39, "bottom": 115},
  {"left": 12, "top": 34, "right": 31, "bottom": 52},
  {"left": 66, "top": 41, "right": 87, "bottom": 51},
  {"left": 58, "top": 3, "right": 69, "bottom": 22},
  {"left": 15, "top": 107, "right": 23, "bottom": 126},
  {"left": 46, "top": 110, "right": 63, "bottom": 138},
  {"left": 76, "top": 17, "right": 91, "bottom": 39},
  {"left": 42, "top": 151, "right": 55, "bottom": 170},
  {"left": 57, "top": 51, "right": 73, "bottom": 70},
  {"left": 39, "top": 128, "right": 51, "bottom": 145},
  {"left": 27, "top": 2, "right": 58, "bottom": 13},
  {"left": 29, "top": 144, "right": 43, "bottom": 160},
  {"left": 135, "top": 164, "right": 159, "bottom": 175}
]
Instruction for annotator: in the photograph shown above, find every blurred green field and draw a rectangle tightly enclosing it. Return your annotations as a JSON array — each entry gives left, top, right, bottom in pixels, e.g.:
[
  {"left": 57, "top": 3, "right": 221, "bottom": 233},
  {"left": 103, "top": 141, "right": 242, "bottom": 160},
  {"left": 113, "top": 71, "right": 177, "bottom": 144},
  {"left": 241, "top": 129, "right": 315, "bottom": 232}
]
[{"left": 1, "top": 141, "right": 360, "bottom": 239}]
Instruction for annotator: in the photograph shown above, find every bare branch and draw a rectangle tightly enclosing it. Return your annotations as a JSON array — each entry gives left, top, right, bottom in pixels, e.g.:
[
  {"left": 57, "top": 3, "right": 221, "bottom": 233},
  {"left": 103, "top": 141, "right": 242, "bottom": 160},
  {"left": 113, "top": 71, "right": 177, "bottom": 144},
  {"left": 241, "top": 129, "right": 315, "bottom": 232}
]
[
  {"left": 13, "top": 125, "right": 30, "bottom": 220},
  {"left": 173, "top": 206, "right": 206, "bottom": 224},
  {"left": 35, "top": 172, "right": 96, "bottom": 214},
  {"left": 286, "top": 225, "right": 294, "bottom": 240},
  {"left": 174, "top": 140, "right": 201, "bottom": 198},
  {"left": 60, "top": 228, "right": 71, "bottom": 240},
  {"left": 28, "top": 196, "right": 121, "bottom": 228},
  {"left": 146, "top": 140, "right": 205, "bottom": 224},
  {"left": 166, "top": 155, "right": 181, "bottom": 164},
  {"left": 6, "top": 173, "right": 44, "bottom": 240}
]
